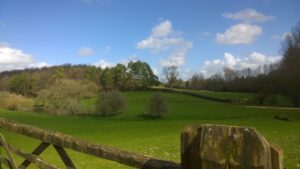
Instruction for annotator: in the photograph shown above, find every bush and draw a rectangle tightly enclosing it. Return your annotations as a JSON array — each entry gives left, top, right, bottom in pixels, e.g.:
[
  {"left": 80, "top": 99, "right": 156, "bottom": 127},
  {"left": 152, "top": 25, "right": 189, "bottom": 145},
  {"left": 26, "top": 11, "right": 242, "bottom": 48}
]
[
  {"left": 96, "top": 90, "right": 126, "bottom": 116},
  {"left": 144, "top": 92, "right": 169, "bottom": 118},
  {"left": 35, "top": 79, "right": 98, "bottom": 115},
  {"left": 254, "top": 92, "right": 267, "bottom": 105},
  {"left": 0, "top": 91, "right": 34, "bottom": 111},
  {"left": 264, "top": 95, "right": 278, "bottom": 106}
]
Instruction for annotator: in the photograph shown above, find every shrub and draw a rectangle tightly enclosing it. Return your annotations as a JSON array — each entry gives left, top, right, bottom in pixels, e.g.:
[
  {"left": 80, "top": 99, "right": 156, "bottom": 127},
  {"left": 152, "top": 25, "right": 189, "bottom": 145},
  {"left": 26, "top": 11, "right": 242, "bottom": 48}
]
[
  {"left": 0, "top": 91, "right": 34, "bottom": 111},
  {"left": 264, "top": 95, "right": 278, "bottom": 106},
  {"left": 144, "top": 92, "right": 169, "bottom": 118},
  {"left": 35, "top": 79, "right": 98, "bottom": 115},
  {"left": 254, "top": 92, "right": 267, "bottom": 105},
  {"left": 96, "top": 90, "right": 126, "bottom": 116}
]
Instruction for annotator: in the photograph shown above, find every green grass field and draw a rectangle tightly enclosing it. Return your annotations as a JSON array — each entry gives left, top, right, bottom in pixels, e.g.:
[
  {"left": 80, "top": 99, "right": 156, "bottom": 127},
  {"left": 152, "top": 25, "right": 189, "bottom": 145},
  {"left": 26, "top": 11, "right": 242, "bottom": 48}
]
[
  {"left": 0, "top": 91, "right": 299, "bottom": 169},
  {"left": 170, "top": 88, "right": 294, "bottom": 107}
]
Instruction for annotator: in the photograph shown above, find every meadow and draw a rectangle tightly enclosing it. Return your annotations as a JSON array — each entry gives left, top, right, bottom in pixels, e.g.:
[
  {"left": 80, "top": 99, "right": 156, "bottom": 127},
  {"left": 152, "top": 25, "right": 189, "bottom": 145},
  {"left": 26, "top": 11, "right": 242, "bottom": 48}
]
[{"left": 0, "top": 91, "right": 299, "bottom": 169}]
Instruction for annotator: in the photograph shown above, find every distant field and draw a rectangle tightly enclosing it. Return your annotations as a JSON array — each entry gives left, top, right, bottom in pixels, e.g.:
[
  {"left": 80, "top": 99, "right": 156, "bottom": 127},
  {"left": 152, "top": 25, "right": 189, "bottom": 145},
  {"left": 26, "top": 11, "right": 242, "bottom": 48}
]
[
  {"left": 155, "top": 87, "right": 294, "bottom": 107},
  {"left": 0, "top": 91, "right": 299, "bottom": 169}
]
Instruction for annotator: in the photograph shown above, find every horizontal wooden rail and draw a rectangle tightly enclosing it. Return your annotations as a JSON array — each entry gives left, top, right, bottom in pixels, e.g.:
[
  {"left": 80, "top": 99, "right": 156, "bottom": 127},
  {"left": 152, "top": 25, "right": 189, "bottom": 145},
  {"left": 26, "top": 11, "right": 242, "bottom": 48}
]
[{"left": 0, "top": 118, "right": 181, "bottom": 169}]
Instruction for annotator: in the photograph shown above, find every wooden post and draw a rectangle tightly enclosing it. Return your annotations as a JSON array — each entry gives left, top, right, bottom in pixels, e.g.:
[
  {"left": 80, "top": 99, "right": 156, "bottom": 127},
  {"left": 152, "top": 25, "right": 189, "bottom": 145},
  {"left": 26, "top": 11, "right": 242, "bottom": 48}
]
[
  {"left": 0, "top": 142, "right": 2, "bottom": 169},
  {"left": 0, "top": 133, "right": 17, "bottom": 169},
  {"left": 7, "top": 144, "right": 58, "bottom": 169},
  {"left": 181, "top": 124, "right": 275, "bottom": 169},
  {"left": 53, "top": 145, "right": 76, "bottom": 169},
  {"left": 19, "top": 142, "right": 50, "bottom": 169},
  {"left": 271, "top": 144, "right": 283, "bottom": 169}
]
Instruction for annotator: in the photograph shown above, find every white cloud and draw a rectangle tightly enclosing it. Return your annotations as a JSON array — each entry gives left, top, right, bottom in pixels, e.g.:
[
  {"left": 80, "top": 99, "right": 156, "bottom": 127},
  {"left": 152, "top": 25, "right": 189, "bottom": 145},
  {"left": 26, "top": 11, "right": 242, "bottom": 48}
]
[
  {"left": 120, "top": 54, "right": 139, "bottom": 65},
  {"left": 151, "top": 20, "right": 172, "bottom": 37},
  {"left": 78, "top": 47, "right": 94, "bottom": 56},
  {"left": 0, "top": 43, "right": 48, "bottom": 72},
  {"left": 137, "top": 19, "right": 192, "bottom": 67},
  {"left": 201, "top": 52, "right": 281, "bottom": 77},
  {"left": 223, "top": 8, "right": 274, "bottom": 23},
  {"left": 159, "top": 41, "right": 192, "bottom": 67},
  {"left": 282, "top": 32, "right": 292, "bottom": 40},
  {"left": 216, "top": 23, "right": 262, "bottom": 44},
  {"left": 93, "top": 59, "right": 114, "bottom": 69}
]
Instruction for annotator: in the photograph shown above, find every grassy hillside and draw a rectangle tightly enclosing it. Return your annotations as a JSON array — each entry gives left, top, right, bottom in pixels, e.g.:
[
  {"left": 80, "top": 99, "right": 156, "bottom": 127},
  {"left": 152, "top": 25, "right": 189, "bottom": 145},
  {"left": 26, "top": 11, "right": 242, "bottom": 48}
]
[{"left": 0, "top": 91, "right": 299, "bottom": 168}]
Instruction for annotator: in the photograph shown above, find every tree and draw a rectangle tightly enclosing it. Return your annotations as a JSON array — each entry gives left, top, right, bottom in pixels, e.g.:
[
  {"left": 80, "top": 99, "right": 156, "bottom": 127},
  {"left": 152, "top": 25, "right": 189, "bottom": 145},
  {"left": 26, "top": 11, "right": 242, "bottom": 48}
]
[
  {"left": 9, "top": 73, "right": 33, "bottom": 96},
  {"left": 101, "top": 68, "right": 114, "bottom": 91},
  {"left": 188, "top": 73, "right": 204, "bottom": 89},
  {"left": 85, "top": 66, "right": 100, "bottom": 84},
  {"left": 223, "top": 67, "right": 236, "bottom": 81},
  {"left": 127, "top": 61, "right": 158, "bottom": 89},
  {"left": 279, "top": 21, "right": 300, "bottom": 106},
  {"left": 96, "top": 90, "right": 127, "bottom": 116},
  {"left": 163, "top": 66, "right": 179, "bottom": 88},
  {"left": 144, "top": 92, "right": 169, "bottom": 118},
  {"left": 113, "top": 64, "right": 127, "bottom": 90},
  {"left": 51, "top": 67, "right": 64, "bottom": 81}
]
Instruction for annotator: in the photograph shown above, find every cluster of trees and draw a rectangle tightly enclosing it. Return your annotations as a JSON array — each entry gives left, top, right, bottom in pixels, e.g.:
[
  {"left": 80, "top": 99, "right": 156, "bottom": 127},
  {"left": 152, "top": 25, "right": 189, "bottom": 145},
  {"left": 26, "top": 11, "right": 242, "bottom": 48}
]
[
  {"left": 101, "top": 61, "right": 158, "bottom": 91},
  {"left": 0, "top": 60, "right": 158, "bottom": 96},
  {"left": 0, "top": 60, "right": 159, "bottom": 115}
]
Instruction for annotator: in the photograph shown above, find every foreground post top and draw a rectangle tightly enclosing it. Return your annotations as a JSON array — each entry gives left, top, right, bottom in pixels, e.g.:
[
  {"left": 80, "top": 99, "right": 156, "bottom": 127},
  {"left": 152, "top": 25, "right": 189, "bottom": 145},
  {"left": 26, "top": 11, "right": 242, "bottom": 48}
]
[{"left": 181, "top": 124, "right": 283, "bottom": 169}]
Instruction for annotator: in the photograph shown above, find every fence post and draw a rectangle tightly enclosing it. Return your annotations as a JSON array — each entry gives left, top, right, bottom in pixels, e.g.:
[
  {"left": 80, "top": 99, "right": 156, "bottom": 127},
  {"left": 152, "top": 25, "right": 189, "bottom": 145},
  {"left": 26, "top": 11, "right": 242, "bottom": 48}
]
[
  {"left": 181, "top": 124, "right": 283, "bottom": 169},
  {"left": 271, "top": 144, "right": 283, "bottom": 169}
]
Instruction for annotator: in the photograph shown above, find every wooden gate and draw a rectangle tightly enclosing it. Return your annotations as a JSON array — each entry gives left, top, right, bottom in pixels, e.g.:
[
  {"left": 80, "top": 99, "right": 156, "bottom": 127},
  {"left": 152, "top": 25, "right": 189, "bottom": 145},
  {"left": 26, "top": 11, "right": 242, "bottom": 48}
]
[{"left": 0, "top": 118, "right": 283, "bottom": 169}]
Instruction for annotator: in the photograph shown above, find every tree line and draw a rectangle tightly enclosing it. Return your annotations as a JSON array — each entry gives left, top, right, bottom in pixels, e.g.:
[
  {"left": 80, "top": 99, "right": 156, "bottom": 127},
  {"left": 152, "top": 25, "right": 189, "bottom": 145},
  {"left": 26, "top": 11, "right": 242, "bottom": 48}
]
[
  {"left": 163, "top": 22, "right": 300, "bottom": 107},
  {"left": 0, "top": 60, "right": 159, "bottom": 97}
]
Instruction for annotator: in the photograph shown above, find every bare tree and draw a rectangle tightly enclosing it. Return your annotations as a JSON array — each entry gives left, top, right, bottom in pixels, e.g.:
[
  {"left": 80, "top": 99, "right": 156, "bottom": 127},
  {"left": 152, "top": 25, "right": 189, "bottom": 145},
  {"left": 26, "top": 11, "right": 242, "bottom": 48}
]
[
  {"left": 163, "top": 66, "right": 179, "bottom": 88},
  {"left": 223, "top": 67, "right": 236, "bottom": 81},
  {"left": 188, "top": 73, "right": 204, "bottom": 89}
]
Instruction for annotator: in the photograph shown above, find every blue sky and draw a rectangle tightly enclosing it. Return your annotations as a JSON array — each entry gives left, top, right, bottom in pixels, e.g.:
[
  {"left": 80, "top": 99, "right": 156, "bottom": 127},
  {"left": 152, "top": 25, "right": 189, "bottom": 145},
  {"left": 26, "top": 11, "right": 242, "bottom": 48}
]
[{"left": 0, "top": 0, "right": 299, "bottom": 78}]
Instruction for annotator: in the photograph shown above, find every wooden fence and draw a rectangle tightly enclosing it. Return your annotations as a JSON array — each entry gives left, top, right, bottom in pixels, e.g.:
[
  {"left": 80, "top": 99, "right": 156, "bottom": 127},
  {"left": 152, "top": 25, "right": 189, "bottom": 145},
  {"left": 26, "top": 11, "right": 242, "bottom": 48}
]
[{"left": 0, "top": 118, "right": 283, "bottom": 169}]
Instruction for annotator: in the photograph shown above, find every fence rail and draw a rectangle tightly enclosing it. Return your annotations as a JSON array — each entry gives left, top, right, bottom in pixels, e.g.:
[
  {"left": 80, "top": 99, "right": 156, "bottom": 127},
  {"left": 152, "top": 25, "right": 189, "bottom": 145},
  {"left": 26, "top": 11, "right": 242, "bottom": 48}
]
[
  {"left": 0, "top": 118, "right": 180, "bottom": 169},
  {"left": 0, "top": 118, "right": 283, "bottom": 169}
]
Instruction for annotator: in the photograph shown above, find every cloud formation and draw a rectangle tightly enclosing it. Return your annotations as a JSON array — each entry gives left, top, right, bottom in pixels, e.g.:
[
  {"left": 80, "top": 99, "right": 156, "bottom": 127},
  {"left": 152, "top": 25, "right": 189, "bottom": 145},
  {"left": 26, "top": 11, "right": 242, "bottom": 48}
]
[
  {"left": 223, "top": 8, "right": 274, "bottom": 23},
  {"left": 0, "top": 43, "right": 48, "bottom": 72},
  {"left": 216, "top": 23, "right": 262, "bottom": 44},
  {"left": 137, "top": 19, "right": 192, "bottom": 67},
  {"left": 201, "top": 52, "right": 281, "bottom": 77},
  {"left": 78, "top": 47, "right": 94, "bottom": 56}
]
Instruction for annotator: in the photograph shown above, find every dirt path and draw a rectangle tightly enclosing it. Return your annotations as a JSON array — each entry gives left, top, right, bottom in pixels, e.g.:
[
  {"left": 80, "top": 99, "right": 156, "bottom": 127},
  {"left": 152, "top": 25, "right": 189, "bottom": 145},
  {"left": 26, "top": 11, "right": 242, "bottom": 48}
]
[{"left": 245, "top": 106, "right": 300, "bottom": 110}]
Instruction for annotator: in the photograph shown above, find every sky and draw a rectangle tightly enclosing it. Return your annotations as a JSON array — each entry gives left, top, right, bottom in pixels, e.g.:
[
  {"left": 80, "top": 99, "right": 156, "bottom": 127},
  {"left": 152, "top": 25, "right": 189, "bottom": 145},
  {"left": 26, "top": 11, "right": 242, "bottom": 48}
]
[{"left": 0, "top": 0, "right": 299, "bottom": 79}]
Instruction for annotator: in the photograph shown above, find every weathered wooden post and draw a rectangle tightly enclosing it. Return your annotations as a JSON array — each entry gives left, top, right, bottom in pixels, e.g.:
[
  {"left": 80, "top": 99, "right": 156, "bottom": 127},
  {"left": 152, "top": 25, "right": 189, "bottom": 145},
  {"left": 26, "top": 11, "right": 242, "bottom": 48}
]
[
  {"left": 181, "top": 124, "right": 283, "bottom": 169},
  {"left": 270, "top": 144, "right": 283, "bottom": 169}
]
